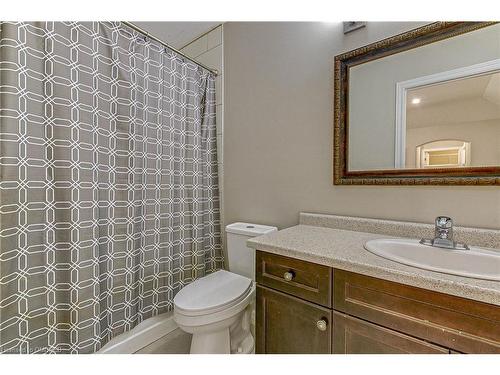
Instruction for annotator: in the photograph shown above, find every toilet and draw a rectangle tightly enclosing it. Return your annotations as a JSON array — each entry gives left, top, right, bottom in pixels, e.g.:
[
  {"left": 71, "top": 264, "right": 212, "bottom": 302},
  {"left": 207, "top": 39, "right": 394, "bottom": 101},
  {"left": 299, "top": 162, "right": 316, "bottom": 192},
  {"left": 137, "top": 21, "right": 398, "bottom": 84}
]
[{"left": 173, "top": 222, "right": 277, "bottom": 354}]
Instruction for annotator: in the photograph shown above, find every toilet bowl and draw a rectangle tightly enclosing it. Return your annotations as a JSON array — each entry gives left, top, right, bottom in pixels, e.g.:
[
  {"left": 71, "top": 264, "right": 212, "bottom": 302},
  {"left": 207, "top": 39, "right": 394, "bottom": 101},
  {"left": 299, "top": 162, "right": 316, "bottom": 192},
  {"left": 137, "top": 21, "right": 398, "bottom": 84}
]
[
  {"left": 174, "top": 270, "right": 255, "bottom": 354},
  {"left": 173, "top": 222, "right": 277, "bottom": 354}
]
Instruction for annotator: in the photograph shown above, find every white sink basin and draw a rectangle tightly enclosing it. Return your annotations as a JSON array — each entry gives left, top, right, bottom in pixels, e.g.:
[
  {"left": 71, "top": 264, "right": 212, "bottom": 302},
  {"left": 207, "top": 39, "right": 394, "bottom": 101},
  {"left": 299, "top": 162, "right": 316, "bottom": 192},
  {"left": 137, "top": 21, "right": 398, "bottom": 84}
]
[{"left": 364, "top": 238, "right": 500, "bottom": 281}]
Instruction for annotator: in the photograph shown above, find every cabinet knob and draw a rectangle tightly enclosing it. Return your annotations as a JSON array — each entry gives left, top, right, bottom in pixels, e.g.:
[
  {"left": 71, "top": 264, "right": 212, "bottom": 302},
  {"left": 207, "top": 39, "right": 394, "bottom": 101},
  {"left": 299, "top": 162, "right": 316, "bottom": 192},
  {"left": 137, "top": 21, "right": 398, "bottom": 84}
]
[
  {"left": 316, "top": 319, "right": 328, "bottom": 331},
  {"left": 283, "top": 271, "right": 294, "bottom": 281}
]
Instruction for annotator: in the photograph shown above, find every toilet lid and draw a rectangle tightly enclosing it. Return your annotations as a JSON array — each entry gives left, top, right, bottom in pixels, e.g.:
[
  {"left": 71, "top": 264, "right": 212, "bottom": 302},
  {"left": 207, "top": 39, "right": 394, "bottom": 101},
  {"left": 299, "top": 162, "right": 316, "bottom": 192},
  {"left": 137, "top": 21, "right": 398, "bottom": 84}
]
[{"left": 174, "top": 270, "right": 252, "bottom": 316}]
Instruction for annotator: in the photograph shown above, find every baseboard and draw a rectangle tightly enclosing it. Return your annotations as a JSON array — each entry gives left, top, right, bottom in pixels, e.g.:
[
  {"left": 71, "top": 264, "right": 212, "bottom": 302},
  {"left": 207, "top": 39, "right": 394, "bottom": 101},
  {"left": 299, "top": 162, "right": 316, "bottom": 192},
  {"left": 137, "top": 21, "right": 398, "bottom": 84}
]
[{"left": 98, "top": 312, "right": 178, "bottom": 354}]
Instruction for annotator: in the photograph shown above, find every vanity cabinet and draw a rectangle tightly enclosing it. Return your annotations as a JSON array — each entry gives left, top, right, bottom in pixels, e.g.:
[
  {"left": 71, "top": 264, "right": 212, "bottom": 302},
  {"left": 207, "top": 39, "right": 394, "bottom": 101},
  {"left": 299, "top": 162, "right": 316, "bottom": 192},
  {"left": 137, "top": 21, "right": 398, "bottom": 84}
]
[
  {"left": 334, "top": 269, "right": 500, "bottom": 353},
  {"left": 256, "top": 286, "right": 332, "bottom": 354},
  {"left": 332, "top": 312, "right": 449, "bottom": 354},
  {"left": 256, "top": 250, "right": 332, "bottom": 308},
  {"left": 255, "top": 250, "right": 500, "bottom": 354}
]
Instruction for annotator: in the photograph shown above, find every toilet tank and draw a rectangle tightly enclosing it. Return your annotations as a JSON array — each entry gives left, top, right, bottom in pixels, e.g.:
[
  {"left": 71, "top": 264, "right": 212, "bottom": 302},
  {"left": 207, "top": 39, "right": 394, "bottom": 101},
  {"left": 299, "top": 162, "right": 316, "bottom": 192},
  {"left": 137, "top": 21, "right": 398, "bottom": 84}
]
[{"left": 225, "top": 222, "right": 277, "bottom": 280}]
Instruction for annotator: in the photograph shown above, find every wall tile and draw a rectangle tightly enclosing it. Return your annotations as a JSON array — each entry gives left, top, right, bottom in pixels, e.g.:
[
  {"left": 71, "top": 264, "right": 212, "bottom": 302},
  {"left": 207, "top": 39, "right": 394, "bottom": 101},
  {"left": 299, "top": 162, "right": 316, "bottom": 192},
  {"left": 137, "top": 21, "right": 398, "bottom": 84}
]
[
  {"left": 218, "top": 164, "right": 224, "bottom": 186},
  {"left": 216, "top": 104, "right": 223, "bottom": 135},
  {"left": 196, "top": 45, "right": 222, "bottom": 72},
  {"left": 218, "top": 163, "right": 224, "bottom": 195},
  {"left": 215, "top": 74, "right": 223, "bottom": 105},
  {"left": 181, "top": 35, "right": 208, "bottom": 58},
  {"left": 183, "top": 25, "right": 225, "bottom": 253},
  {"left": 218, "top": 164, "right": 224, "bottom": 207},
  {"left": 217, "top": 134, "right": 223, "bottom": 164},
  {"left": 207, "top": 26, "right": 222, "bottom": 50}
]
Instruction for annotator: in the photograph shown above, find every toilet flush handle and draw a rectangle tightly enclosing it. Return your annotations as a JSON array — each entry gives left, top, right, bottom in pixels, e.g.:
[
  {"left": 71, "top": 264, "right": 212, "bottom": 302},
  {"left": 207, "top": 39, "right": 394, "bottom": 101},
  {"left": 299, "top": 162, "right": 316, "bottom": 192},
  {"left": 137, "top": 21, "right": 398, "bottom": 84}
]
[{"left": 283, "top": 271, "right": 294, "bottom": 282}]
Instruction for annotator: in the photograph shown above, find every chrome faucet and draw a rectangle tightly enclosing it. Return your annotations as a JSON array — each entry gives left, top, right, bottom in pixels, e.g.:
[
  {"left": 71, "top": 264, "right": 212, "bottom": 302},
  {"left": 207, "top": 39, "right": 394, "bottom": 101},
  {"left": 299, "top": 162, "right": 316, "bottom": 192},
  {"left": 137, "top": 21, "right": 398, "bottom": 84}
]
[
  {"left": 434, "top": 216, "right": 454, "bottom": 247},
  {"left": 420, "top": 216, "right": 469, "bottom": 250}
]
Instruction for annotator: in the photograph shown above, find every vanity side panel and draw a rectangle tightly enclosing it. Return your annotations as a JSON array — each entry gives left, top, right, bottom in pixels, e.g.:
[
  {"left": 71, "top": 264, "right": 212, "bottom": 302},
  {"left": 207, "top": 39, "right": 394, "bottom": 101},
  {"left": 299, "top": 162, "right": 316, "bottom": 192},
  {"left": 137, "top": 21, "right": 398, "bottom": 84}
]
[{"left": 334, "top": 270, "right": 500, "bottom": 353}]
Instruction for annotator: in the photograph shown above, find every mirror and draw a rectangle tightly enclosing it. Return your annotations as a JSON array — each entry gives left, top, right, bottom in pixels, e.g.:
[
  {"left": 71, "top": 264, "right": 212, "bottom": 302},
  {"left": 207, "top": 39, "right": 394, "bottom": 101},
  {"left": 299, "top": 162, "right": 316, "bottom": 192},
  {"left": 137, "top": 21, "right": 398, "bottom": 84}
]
[{"left": 334, "top": 22, "right": 500, "bottom": 185}]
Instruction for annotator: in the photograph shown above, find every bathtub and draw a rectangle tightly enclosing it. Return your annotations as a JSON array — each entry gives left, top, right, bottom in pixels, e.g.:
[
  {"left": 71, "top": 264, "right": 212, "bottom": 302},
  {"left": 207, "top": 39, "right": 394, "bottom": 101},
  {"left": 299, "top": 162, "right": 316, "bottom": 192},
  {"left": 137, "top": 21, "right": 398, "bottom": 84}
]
[{"left": 98, "top": 312, "right": 178, "bottom": 354}]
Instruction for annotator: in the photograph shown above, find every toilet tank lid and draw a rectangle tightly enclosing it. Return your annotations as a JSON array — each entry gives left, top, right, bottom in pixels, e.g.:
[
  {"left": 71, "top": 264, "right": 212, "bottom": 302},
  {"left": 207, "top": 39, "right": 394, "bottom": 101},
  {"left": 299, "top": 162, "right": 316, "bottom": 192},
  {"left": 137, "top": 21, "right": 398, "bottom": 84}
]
[{"left": 225, "top": 222, "right": 277, "bottom": 237}]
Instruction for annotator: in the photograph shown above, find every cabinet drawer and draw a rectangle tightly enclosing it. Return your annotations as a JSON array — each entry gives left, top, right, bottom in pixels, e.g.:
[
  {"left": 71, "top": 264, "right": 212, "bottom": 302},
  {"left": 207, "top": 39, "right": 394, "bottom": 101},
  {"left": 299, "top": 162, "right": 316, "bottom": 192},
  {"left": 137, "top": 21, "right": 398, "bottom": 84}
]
[
  {"left": 333, "top": 312, "right": 449, "bottom": 354},
  {"left": 256, "top": 250, "right": 332, "bottom": 307},
  {"left": 334, "top": 270, "right": 500, "bottom": 353},
  {"left": 256, "top": 285, "right": 332, "bottom": 354}
]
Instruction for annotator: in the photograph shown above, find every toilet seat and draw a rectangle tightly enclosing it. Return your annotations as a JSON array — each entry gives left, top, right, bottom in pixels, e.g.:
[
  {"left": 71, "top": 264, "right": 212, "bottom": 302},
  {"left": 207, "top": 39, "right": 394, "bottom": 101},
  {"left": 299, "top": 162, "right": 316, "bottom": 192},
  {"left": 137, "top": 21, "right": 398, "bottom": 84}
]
[{"left": 174, "top": 270, "right": 253, "bottom": 317}]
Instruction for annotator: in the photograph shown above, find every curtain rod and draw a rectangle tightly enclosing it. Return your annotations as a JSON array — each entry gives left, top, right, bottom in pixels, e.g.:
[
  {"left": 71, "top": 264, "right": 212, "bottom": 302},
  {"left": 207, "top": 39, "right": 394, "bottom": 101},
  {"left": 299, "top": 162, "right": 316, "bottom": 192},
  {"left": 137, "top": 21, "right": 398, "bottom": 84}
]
[{"left": 121, "top": 21, "right": 219, "bottom": 76}]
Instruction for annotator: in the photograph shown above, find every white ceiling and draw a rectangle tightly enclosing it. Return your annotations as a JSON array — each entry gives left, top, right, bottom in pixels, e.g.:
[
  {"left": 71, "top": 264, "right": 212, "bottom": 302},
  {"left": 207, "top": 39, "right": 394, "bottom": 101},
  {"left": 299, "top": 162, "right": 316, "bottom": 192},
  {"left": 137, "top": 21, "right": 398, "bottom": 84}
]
[
  {"left": 131, "top": 22, "right": 221, "bottom": 49},
  {"left": 407, "top": 72, "right": 500, "bottom": 107},
  {"left": 407, "top": 72, "right": 500, "bottom": 128}
]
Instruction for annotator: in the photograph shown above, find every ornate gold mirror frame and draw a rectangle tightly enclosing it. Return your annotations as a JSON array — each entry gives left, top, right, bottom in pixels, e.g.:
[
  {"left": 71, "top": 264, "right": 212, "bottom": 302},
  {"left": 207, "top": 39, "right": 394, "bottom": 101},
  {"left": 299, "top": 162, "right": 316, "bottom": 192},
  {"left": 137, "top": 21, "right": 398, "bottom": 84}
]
[{"left": 333, "top": 22, "right": 500, "bottom": 185}]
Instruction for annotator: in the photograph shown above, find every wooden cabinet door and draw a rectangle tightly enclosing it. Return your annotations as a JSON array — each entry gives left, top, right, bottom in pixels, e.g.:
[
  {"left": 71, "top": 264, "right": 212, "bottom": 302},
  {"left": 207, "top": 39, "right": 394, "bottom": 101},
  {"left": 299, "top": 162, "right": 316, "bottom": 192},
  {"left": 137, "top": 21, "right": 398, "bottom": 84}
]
[
  {"left": 256, "top": 250, "right": 333, "bottom": 307},
  {"left": 333, "top": 312, "right": 449, "bottom": 354},
  {"left": 256, "top": 285, "right": 332, "bottom": 354},
  {"left": 334, "top": 270, "right": 500, "bottom": 353}
]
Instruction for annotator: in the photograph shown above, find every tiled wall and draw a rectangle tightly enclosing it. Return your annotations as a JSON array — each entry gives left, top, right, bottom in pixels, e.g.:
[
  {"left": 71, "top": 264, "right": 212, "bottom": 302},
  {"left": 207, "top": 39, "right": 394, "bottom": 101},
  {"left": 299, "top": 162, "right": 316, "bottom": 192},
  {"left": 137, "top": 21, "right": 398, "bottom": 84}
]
[{"left": 181, "top": 25, "right": 225, "bottom": 255}]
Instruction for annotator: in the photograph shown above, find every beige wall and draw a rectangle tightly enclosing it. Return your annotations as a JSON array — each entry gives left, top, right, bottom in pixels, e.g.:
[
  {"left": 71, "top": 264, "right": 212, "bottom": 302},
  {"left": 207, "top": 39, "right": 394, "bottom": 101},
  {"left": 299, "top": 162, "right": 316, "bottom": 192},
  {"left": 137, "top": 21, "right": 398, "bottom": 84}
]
[{"left": 223, "top": 22, "right": 500, "bottom": 231}]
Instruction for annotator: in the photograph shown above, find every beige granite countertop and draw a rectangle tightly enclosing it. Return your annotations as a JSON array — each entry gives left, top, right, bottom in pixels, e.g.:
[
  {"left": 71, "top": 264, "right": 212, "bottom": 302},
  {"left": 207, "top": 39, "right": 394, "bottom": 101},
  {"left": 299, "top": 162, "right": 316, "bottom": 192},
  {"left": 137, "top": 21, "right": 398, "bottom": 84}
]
[{"left": 247, "top": 224, "right": 500, "bottom": 306}]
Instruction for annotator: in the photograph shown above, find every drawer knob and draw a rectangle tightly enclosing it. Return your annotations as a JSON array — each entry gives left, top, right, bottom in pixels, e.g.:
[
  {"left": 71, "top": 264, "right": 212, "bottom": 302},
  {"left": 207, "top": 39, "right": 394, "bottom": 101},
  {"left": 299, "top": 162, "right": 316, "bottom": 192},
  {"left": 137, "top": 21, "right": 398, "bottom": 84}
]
[
  {"left": 283, "top": 271, "right": 294, "bottom": 281},
  {"left": 316, "top": 319, "right": 328, "bottom": 331}
]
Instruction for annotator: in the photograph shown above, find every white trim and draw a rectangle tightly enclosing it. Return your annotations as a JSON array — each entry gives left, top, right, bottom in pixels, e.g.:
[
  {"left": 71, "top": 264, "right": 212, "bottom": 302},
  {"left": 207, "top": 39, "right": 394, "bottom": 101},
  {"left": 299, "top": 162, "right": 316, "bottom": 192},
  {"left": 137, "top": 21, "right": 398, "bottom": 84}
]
[
  {"left": 394, "top": 58, "right": 500, "bottom": 168},
  {"left": 395, "top": 80, "right": 407, "bottom": 168},
  {"left": 97, "top": 312, "right": 178, "bottom": 354}
]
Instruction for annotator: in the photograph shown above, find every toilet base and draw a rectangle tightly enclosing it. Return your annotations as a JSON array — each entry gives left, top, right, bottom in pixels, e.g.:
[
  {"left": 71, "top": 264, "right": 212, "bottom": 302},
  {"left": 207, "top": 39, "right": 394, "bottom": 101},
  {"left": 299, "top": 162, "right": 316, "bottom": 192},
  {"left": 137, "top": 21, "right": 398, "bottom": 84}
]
[
  {"left": 190, "top": 328, "right": 231, "bottom": 354},
  {"left": 185, "top": 308, "right": 254, "bottom": 354}
]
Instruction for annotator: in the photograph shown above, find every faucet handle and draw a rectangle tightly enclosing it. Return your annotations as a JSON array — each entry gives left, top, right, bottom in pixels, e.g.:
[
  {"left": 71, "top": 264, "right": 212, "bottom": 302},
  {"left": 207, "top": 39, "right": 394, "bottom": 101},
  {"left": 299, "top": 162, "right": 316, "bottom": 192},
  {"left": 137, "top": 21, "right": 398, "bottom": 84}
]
[{"left": 435, "top": 216, "right": 453, "bottom": 229}]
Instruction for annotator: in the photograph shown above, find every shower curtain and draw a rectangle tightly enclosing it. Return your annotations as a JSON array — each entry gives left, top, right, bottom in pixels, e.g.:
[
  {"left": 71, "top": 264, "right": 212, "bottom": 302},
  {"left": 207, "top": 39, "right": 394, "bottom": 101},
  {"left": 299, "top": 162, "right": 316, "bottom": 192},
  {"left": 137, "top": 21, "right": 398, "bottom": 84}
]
[{"left": 0, "top": 21, "right": 223, "bottom": 354}]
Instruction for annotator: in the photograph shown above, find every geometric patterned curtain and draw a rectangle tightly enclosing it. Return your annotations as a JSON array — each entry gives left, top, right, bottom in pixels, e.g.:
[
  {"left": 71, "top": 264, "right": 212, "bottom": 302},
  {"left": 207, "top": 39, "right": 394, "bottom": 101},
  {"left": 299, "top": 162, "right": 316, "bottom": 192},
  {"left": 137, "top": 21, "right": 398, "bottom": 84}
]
[{"left": 0, "top": 21, "right": 223, "bottom": 354}]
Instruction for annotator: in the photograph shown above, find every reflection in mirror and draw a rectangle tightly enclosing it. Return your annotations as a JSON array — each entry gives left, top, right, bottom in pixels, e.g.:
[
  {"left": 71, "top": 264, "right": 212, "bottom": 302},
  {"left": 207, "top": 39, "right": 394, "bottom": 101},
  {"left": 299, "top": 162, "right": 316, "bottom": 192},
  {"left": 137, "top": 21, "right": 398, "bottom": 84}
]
[
  {"left": 403, "top": 71, "right": 500, "bottom": 169},
  {"left": 347, "top": 23, "right": 500, "bottom": 172},
  {"left": 415, "top": 140, "right": 471, "bottom": 168}
]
